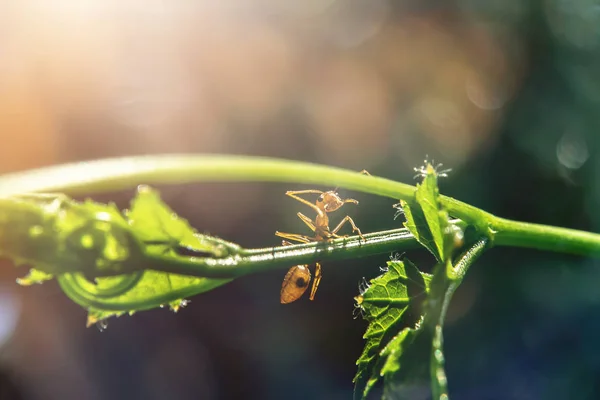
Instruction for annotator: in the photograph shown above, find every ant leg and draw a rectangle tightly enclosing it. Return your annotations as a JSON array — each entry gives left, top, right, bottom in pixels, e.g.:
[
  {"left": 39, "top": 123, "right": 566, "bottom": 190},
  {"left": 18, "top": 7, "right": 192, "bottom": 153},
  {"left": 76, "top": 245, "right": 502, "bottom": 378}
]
[
  {"left": 331, "top": 170, "right": 367, "bottom": 206},
  {"left": 342, "top": 197, "right": 359, "bottom": 206},
  {"left": 330, "top": 216, "right": 365, "bottom": 241},
  {"left": 286, "top": 190, "right": 324, "bottom": 195},
  {"left": 309, "top": 262, "right": 322, "bottom": 301},
  {"left": 275, "top": 231, "right": 316, "bottom": 244},
  {"left": 296, "top": 212, "right": 317, "bottom": 232},
  {"left": 281, "top": 235, "right": 311, "bottom": 246},
  {"left": 285, "top": 190, "right": 324, "bottom": 214}
]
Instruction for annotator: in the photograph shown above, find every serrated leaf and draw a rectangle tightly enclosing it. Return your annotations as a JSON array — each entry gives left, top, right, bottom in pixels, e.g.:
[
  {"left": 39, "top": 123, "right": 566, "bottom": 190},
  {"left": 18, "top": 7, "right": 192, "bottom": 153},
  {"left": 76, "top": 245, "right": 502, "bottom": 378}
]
[
  {"left": 400, "top": 199, "right": 439, "bottom": 261},
  {"left": 125, "top": 185, "right": 215, "bottom": 255},
  {"left": 356, "top": 238, "right": 487, "bottom": 400},
  {"left": 376, "top": 261, "right": 451, "bottom": 400},
  {"left": 401, "top": 164, "right": 450, "bottom": 262},
  {"left": 379, "top": 325, "right": 430, "bottom": 399},
  {"left": 2, "top": 187, "right": 234, "bottom": 327},
  {"left": 353, "top": 259, "right": 432, "bottom": 400},
  {"left": 58, "top": 185, "right": 232, "bottom": 325},
  {"left": 0, "top": 193, "right": 139, "bottom": 277},
  {"left": 354, "top": 261, "right": 449, "bottom": 400},
  {"left": 356, "top": 161, "right": 481, "bottom": 400}
]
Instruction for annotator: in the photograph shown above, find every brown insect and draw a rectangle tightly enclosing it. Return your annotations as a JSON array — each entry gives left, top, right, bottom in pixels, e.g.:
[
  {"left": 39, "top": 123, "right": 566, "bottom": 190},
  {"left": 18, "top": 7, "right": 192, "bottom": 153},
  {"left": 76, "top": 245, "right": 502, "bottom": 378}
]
[
  {"left": 276, "top": 187, "right": 365, "bottom": 304},
  {"left": 279, "top": 239, "right": 317, "bottom": 304}
]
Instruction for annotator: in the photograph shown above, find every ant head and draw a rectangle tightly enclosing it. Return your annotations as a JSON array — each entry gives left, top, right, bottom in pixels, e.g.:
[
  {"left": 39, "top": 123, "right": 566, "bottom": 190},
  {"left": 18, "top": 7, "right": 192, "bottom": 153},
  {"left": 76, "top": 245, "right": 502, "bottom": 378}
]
[{"left": 317, "top": 191, "right": 344, "bottom": 212}]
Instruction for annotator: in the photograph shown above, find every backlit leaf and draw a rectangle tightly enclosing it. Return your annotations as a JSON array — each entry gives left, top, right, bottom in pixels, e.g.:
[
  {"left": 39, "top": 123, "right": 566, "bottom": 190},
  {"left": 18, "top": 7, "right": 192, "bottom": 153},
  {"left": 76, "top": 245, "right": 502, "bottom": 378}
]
[
  {"left": 353, "top": 258, "right": 432, "bottom": 400},
  {"left": 61, "top": 186, "right": 232, "bottom": 326},
  {"left": 400, "top": 163, "right": 450, "bottom": 262},
  {"left": 356, "top": 161, "right": 483, "bottom": 400},
  {"left": 4, "top": 187, "right": 233, "bottom": 326}
]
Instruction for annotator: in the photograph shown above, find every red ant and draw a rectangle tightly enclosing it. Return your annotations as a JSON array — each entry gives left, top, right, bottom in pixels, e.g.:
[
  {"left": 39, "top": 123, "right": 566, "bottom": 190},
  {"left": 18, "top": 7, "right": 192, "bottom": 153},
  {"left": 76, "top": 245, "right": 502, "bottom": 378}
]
[{"left": 275, "top": 183, "right": 366, "bottom": 303}]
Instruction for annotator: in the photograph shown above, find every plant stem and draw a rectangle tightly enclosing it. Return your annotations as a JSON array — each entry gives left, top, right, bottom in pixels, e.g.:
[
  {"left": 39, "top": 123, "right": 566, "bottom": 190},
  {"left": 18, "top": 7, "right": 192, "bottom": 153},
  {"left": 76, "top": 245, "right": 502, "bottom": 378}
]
[
  {"left": 0, "top": 155, "right": 419, "bottom": 198},
  {"left": 147, "top": 227, "right": 423, "bottom": 278},
  {"left": 2, "top": 154, "right": 600, "bottom": 259},
  {"left": 0, "top": 154, "right": 483, "bottom": 218},
  {"left": 490, "top": 217, "right": 600, "bottom": 257}
]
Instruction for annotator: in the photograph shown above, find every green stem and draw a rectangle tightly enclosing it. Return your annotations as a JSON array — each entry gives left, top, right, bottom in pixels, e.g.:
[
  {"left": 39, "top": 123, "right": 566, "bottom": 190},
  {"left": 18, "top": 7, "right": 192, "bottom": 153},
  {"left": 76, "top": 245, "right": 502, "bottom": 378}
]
[
  {"left": 430, "top": 237, "right": 489, "bottom": 400},
  {"left": 1, "top": 154, "right": 599, "bottom": 259},
  {"left": 0, "top": 154, "right": 482, "bottom": 219},
  {"left": 0, "top": 154, "right": 419, "bottom": 198},
  {"left": 450, "top": 237, "right": 489, "bottom": 288},
  {"left": 147, "top": 227, "right": 423, "bottom": 278},
  {"left": 490, "top": 217, "right": 600, "bottom": 257}
]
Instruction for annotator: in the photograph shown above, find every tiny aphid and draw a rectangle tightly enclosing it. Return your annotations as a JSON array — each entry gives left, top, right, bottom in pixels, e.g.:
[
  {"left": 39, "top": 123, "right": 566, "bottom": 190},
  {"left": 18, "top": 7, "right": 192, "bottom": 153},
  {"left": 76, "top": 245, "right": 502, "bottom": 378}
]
[{"left": 276, "top": 173, "right": 367, "bottom": 303}]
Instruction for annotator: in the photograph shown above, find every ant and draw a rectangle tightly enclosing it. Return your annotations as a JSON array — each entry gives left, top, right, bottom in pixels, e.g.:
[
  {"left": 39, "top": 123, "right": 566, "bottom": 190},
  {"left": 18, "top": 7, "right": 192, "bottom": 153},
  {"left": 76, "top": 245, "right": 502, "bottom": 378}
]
[
  {"left": 276, "top": 173, "right": 369, "bottom": 303},
  {"left": 278, "top": 239, "right": 317, "bottom": 304}
]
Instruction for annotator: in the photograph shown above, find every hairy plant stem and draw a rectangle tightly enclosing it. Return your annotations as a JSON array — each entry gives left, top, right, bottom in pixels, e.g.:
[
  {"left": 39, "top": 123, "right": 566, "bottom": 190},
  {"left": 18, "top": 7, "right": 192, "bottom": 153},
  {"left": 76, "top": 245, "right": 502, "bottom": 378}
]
[
  {"left": 147, "top": 227, "right": 424, "bottom": 279},
  {"left": 2, "top": 154, "right": 600, "bottom": 263}
]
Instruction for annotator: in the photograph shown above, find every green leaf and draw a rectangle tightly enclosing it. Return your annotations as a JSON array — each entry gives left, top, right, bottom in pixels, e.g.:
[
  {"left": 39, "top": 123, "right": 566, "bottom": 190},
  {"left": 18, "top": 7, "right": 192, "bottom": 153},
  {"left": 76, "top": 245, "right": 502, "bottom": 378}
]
[
  {"left": 400, "top": 163, "right": 450, "bottom": 262},
  {"left": 355, "top": 238, "right": 488, "bottom": 400},
  {"left": 125, "top": 185, "right": 221, "bottom": 256},
  {"left": 353, "top": 258, "right": 432, "bottom": 400},
  {"left": 378, "top": 324, "right": 430, "bottom": 399},
  {"left": 379, "top": 261, "right": 451, "bottom": 398},
  {"left": 353, "top": 257, "right": 453, "bottom": 400},
  {"left": 0, "top": 193, "right": 142, "bottom": 277},
  {"left": 59, "top": 185, "right": 232, "bottom": 326},
  {"left": 377, "top": 259, "right": 456, "bottom": 400},
  {"left": 356, "top": 161, "right": 484, "bottom": 400},
  {"left": 1, "top": 187, "right": 234, "bottom": 327},
  {"left": 58, "top": 270, "right": 229, "bottom": 327}
]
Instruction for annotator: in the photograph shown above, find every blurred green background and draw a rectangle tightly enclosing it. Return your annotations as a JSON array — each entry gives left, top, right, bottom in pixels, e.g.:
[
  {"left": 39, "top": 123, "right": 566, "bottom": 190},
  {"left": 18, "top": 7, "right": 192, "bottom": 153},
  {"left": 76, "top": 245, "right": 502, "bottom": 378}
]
[{"left": 1, "top": 1, "right": 600, "bottom": 399}]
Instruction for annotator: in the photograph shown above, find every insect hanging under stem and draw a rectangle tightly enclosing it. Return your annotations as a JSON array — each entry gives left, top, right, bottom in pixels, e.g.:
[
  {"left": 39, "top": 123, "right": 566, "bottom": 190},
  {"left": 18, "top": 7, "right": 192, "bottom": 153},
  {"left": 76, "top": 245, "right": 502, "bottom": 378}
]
[
  {"left": 278, "top": 239, "right": 321, "bottom": 304},
  {"left": 276, "top": 172, "right": 368, "bottom": 303}
]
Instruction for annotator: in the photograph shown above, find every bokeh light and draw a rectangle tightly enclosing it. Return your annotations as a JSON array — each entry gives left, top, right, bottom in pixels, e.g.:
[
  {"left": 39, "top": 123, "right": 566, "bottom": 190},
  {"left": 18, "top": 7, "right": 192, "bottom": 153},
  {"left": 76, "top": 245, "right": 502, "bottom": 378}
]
[{"left": 2, "top": 1, "right": 600, "bottom": 399}]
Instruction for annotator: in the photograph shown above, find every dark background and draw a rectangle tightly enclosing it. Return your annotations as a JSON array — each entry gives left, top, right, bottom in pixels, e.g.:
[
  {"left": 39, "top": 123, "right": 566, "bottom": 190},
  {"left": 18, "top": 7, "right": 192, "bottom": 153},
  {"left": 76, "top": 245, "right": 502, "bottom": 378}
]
[{"left": 1, "top": 1, "right": 600, "bottom": 399}]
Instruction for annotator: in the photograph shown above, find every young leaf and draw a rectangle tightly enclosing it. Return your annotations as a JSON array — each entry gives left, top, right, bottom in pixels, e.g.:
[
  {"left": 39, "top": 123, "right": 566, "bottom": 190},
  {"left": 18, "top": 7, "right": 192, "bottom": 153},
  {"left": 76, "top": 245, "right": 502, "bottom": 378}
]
[
  {"left": 353, "top": 258, "right": 432, "bottom": 400},
  {"left": 400, "top": 163, "right": 450, "bottom": 262},
  {"left": 124, "top": 185, "right": 228, "bottom": 258},
  {"left": 2, "top": 187, "right": 234, "bottom": 326},
  {"left": 58, "top": 270, "right": 230, "bottom": 327},
  {"left": 2, "top": 193, "right": 142, "bottom": 278},
  {"left": 58, "top": 185, "right": 233, "bottom": 326}
]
